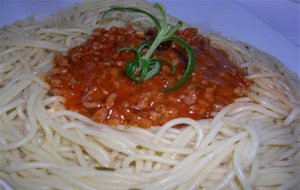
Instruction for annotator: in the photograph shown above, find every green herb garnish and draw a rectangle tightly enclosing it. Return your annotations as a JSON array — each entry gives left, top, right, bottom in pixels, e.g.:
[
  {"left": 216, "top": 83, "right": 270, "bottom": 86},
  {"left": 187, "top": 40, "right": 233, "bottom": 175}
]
[
  {"left": 102, "top": 3, "right": 195, "bottom": 92},
  {"left": 155, "top": 151, "right": 163, "bottom": 156},
  {"left": 95, "top": 166, "right": 116, "bottom": 171},
  {"left": 136, "top": 145, "right": 144, "bottom": 150}
]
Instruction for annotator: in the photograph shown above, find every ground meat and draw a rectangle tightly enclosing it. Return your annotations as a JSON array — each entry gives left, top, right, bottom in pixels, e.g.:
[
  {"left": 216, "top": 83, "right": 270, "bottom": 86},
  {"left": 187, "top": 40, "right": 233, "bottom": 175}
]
[{"left": 46, "top": 26, "right": 250, "bottom": 128}]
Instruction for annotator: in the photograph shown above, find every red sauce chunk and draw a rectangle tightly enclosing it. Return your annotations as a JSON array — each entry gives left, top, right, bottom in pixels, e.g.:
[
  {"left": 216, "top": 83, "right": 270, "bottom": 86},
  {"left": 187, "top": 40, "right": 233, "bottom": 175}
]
[{"left": 46, "top": 26, "right": 250, "bottom": 128}]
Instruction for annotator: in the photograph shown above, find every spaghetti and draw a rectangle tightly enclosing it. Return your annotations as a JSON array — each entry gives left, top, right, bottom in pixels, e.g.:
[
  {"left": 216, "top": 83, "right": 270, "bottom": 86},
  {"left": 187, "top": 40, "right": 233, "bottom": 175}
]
[{"left": 0, "top": 1, "right": 299, "bottom": 190}]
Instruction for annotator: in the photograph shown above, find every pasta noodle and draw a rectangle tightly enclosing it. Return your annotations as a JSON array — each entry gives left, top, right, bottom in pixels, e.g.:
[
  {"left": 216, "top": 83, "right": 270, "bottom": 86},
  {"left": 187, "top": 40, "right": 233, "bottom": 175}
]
[{"left": 0, "top": 0, "right": 299, "bottom": 189}]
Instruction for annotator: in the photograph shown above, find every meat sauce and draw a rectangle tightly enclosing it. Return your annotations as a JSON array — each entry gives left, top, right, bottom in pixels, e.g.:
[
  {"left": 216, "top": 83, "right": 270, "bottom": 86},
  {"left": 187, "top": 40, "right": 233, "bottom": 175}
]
[{"left": 46, "top": 26, "right": 250, "bottom": 128}]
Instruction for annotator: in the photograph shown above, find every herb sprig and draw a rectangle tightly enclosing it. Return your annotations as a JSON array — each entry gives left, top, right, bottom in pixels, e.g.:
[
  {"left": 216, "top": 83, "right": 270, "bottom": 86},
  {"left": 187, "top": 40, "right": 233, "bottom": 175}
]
[{"left": 102, "top": 3, "right": 195, "bottom": 92}]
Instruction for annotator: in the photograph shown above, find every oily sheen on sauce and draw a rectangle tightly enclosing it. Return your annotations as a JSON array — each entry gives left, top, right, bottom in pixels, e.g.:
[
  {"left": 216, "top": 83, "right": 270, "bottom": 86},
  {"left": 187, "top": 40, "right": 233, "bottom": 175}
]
[{"left": 47, "top": 27, "right": 249, "bottom": 128}]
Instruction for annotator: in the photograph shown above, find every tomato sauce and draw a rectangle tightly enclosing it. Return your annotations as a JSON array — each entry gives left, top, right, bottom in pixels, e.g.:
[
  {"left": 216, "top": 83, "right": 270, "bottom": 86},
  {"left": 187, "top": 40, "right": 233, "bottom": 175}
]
[{"left": 46, "top": 26, "right": 250, "bottom": 128}]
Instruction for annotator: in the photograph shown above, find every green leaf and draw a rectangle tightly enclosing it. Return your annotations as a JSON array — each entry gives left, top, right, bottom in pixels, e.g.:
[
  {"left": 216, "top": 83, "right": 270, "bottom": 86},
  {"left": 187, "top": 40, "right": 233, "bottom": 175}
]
[
  {"left": 118, "top": 47, "right": 142, "bottom": 60},
  {"left": 136, "top": 145, "right": 144, "bottom": 149},
  {"left": 154, "top": 56, "right": 176, "bottom": 74},
  {"left": 137, "top": 40, "right": 153, "bottom": 52},
  {"left": 163, "top": 36, "right": 195, "bottom": 92},
  {"left": 125, "top": 60, "right": 140, "bottom": 81},
  {"left": 166, "top": 21, "right": 183, "bottom": 39},
  {"left": 118, "top": 47, "right": 137, "bottom": 53},
  {"left": 144, "top": 59, "right": 161, "bottom": 80},
  {"left": 102, "top": 4, "right": 195, "bottom": 92},
  {"left": 154, "top": 3, "right": 167, "bottom": 26},
  {"left": 125, "top": 59, "right": 150, "bottom": 83},
  {"left": 138, "top": 58, "right": 150, "bottom": 82},
  {"left": 95, "top": 167, "right": 116, "bottom": 171}
]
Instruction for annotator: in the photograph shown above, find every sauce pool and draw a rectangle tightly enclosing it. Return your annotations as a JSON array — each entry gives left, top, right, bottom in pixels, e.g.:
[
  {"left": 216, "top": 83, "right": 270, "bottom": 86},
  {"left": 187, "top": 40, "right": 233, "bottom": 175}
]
[{"left": 46, "top": 26, "right": 250, "bottom": 128}]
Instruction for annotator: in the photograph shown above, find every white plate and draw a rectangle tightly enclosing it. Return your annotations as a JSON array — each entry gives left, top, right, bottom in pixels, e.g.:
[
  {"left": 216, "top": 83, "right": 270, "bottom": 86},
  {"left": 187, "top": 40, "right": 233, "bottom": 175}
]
[{"left": 0, "top": 1, "right": 299, "bottom": 188}]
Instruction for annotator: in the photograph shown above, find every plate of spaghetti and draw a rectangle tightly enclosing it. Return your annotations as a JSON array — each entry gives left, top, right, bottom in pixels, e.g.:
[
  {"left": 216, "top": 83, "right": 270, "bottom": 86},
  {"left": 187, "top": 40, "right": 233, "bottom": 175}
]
[{"left": 0, "top": 1, "right": 299, "bottom": 190}]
